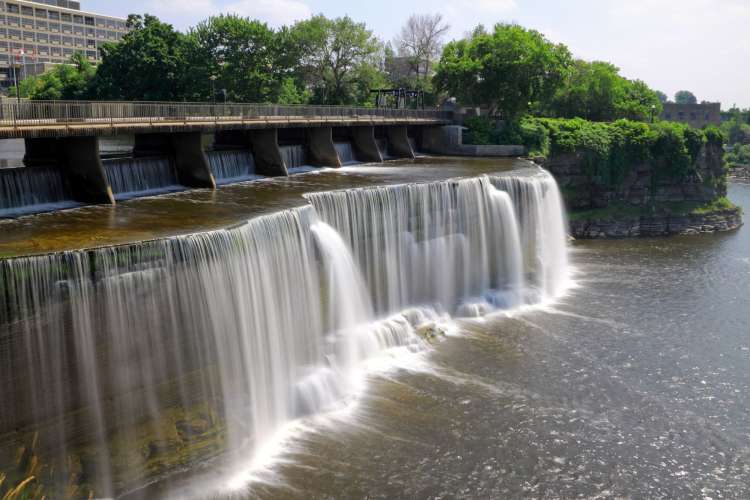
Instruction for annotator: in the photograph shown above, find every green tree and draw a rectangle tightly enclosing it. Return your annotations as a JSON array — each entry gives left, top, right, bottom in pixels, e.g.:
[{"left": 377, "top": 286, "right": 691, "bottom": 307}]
[
  {"left": 434, "top": 23, "right": 572, "bottom": 118},
  {"left": 655, "top": 90, "right": 668, "bottom": 103},
  {"left": 10, "top": 52, "right": 95, "bottom": 100},
  {"left": 89, "top": 14, "right": 193, "bottom": 100},
  {"left": 674, "top": 90, "right": 697, "bottom": 105},
  {"left": 291, "top": 15, "right": 385, "bottom": 105},
  {"left": 544, "top": 60, "right": 662, "bottom": 122},
  {"left": 187, "top": 15, "right": 300, "bottom": 103}
]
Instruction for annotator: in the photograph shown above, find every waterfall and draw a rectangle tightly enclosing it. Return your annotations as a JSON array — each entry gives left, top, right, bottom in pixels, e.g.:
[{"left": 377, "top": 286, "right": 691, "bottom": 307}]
[
  {"left": 103, "top": 157, "right": 182, "bottom": 199},
  {"left": 376, "top": 138, "right": 392, "bottom": 159},
  {"left": 281, "top": 144, "right": 315, "bottom": 174},
  {"left": 0, "top": 166, "right": 76, "bottom": 217},
  {"left": 207, "top": 150, "right": 262, "bottom": 184},
  {"left": 0, "top": 168, "right": 569, "bottom": 497},
  {"left": 334, "top": 142, "right": 357, "bottom": 165}
]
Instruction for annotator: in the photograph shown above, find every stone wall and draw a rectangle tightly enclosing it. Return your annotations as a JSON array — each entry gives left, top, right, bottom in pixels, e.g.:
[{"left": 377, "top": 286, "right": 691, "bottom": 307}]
[
  {"left": 543, "top": 143, "right": 727, "bottom": 210},
  {"left": 570, "top": 208, "right": 743, "bottom": 239}
]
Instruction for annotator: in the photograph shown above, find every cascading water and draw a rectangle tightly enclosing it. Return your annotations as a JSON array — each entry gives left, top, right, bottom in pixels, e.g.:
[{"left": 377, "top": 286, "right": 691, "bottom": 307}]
[
  {"left": 376, "top": 138, "right": 392, "bottom": 159},
  {"left": 334, "top": 142, "right": 357, "bottom": 165},
  {"left": 0, "top": 167, "right": 568, "bottom": 498},
  {"left": 0, "top": 166, "right": 77, "bottom": 216},
  {"left": 103, "top": 157, "right": 182, "bottom": 199},
  {"left": 280, "top": 144, "right": 315, "bottom": 174},
  {"left": 207, "top": 150, "right": 263, "bottom": 184}
]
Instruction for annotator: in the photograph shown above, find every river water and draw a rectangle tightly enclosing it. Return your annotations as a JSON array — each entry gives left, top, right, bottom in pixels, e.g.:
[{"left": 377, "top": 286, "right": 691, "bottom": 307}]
[
  {"left": 0, "top": 156, "right": 748, "bottom": 499},
  {"left": 141, "top": 184, "right": 750, "bottom": 499}
]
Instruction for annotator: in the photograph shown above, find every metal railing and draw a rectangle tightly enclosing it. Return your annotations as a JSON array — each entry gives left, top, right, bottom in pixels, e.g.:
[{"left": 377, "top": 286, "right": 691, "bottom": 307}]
[{"left": 0, "top": 100, "right": 452, "bottom": 128}]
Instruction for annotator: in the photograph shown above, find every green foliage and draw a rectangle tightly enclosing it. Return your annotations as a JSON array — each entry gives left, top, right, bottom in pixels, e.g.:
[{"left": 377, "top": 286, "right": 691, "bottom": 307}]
[
  {"left": 726, "top": 144, "right": 750, "bottom": 166},
  {"left": 291, "top": 15, "right": 385, "bottom": 105},
  {"left": 434, "top": 23, "right": 572, "bottom": 119},
  {"left": 10, "top": 52, "right": 95, "bottom": 100},
  {"left": 674, "top": 90, "right": 698, "bottom": 104},
  {"left": 543, "top": 60, "right": 662, "bottom": 122},
  {"left": 521, "top": 117, "right": 723, "bottom": 187},
  {"left": 463, "top": 116, "right": 497, "bottom": 145},
  {"left": 89, "top": 14, "right": 193, "bottom": 100},
  {"left": 186, "top": 15, "right": 303, "bottom": 103},
  {"left": 567, "top": 197, "right": 739, "bottom": 221}
]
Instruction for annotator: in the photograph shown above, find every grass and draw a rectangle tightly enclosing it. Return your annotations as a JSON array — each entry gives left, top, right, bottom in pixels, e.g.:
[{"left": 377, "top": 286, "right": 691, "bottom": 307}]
[{"left": 568, "top": 197, "right": 740, "bottom": 222}]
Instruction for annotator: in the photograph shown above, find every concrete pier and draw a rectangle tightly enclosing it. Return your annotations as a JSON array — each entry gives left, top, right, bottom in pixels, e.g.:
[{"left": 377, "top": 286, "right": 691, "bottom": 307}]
[
  {"left": 307, "top": 127, "right": 342, "bottom": 167},
  {"left": 249, "top": 129, "right": 287, "bottom": 176},
  {"left": 59, "top": 136, "right": 115, "bottom": 204},
  {"left": 385, "top": 126, "right": 415, "bottom": 159},
  {"left": 350, "top": 126, "right": 383, "bottom": 163}
]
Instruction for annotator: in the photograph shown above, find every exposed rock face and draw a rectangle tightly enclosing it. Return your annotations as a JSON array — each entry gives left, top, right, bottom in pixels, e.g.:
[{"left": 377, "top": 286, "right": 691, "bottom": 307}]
[
  {"left": 570, "top": 208, "right": 743, "bottom": 239},
  {"left": 544, "top": 143, "right": 727, "bottom": 210},
  {"left": 538, "top": 143, "right": 743, "bottom": 238},
  {"left": 729, "top": 165, "right": 750, "bottom": 181}
]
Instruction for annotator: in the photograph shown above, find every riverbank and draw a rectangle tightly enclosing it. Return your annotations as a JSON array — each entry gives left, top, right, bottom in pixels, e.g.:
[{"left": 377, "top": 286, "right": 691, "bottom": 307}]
[
  {"left": 729, "top": 164, "right": 750, "bottom": 181},
  {"left": 567, "top": 197, "right": 743, "bottom": 239}
]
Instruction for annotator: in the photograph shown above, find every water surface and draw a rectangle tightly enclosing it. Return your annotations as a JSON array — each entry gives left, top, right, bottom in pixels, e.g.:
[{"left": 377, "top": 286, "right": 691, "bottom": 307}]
[{"left": 183, "top": 183, "right": 750, "bottom": 499}]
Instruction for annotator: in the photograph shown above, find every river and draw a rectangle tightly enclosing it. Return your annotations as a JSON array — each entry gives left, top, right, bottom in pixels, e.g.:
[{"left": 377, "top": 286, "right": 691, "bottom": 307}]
[
  {"left": 141, "top": 184, "right": 750, "bottom": 499},
  {"left": 0, "top": 156, "right": 748, "bottom": 499}
]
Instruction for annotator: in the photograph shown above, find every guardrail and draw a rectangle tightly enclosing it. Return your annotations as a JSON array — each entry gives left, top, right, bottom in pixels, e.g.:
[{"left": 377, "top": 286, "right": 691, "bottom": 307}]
[{"left": 0, "top": 100, "right": 452, "bottom": 128}]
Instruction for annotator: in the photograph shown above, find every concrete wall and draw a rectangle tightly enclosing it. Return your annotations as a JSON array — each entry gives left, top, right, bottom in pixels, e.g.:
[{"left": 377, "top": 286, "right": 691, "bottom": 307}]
[
  {"left": 306, "top": 127, "right": 342, "bottom": 167},
  {"left": 59, "top": 136, "right": 115, "bottom": 204},
  {"left": 249, "top": 129, "right": 287, "bottom": 176},
  {"left": 350, "top": 126, "right": 383, "bottom": 163},
  {"left": 385, "top": 126, "right": 415, "bottom": 159}
]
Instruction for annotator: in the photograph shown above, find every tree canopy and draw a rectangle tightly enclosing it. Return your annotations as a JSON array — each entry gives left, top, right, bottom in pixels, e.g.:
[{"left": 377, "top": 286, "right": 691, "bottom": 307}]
[
  {"left": 88, "top": 14, "right": 193, "bottom": 100},
  {"left": 434, "top": 23, "right": 573, "bottom": 119},
  {"left": 543, "top": 60, "right": 662, "bottom": 121},
  {"left": 10, "top": 52, "right": 95, "bottom": 100},
  {"left": 674, "top": 90, "right": 698, "bottom": 105},
  {"left": 291, "top": 15, "right": 385, "bottom": 105}
]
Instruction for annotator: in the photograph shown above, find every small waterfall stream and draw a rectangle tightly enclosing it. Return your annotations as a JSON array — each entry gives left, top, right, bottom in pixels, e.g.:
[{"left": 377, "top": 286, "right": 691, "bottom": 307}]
[
  {"left": 0, "top": 167, "right": 569, "bottom": 498},
  {"left": 207, "top": 150, "right": 262, "bottom": 184},
  {"left": 0, "top": 166, "right": 77, "bottom": 216},
  {"left": 334, "top": 142, "right": 357, "bottom": 165},
  {"left": 281, "top": 144, "right": 315, "bottom": 174},
  {"left": 103, "top": 157, "right": 182, "bottom": 199}
]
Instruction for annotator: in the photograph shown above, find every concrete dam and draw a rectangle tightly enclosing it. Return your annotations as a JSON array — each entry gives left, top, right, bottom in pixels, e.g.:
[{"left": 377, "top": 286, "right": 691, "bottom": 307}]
[{"left": 0, "top": 101, "right": 456, "bottom": 215}]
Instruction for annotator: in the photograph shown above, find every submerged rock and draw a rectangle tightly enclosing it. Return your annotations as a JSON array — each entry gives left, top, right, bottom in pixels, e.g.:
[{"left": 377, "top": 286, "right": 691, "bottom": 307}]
[{"left": 415, "top": 322, "right": 448, "bottom": 344}]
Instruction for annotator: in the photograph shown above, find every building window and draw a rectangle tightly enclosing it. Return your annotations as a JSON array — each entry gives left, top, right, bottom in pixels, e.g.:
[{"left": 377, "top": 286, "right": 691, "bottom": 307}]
[
  {"left": 21, "top": 17, "right": 31, "bottom": 28},
  {"left": 6, "top": 15, "right": 19, "bottom": 26},
  {"left": 35, "top": 20, "right": 46, "bottom": 30},
  {"left": 84, "top": 16, "right": 94, "bottom": 26},
  {"left": 96, "top": 29, "right": 105, "bottom": 39},
  {"left": 22, "top": 30, "right": 32, "bottom": 41},
  {"left": 20, "top": 5, "right": 32, "bottom": 16},
  {"left": 62, "top": 36, "right": 72, "bottom": 46},
  {"left": 73, "top": 25, "right": 83, "bottom": 35},
  {"left": 50, "top": 34, "right": 60, "bottom": 45},
  {"left": 62, "top": 24, "right": 72, "bottom": 34},
  {"left": 73, "top": 15, "right": 83, "bottom": 24},
  {"left": 61, "top": 13, "right": 71, "bottom": 23},
  {"left": 48, "top": 11, "right": 59, "bottom": 21},
  {"left": 36, "top": 33, "right": 47, "bottom": 43},
  {"left": 6, "top": 3, "right": 18, "bottom": 14},
  {"left": 35, "top": 9, "right": 47, "bottom": 18},
  {"left": 49, "top": 22, "right": 60, "bottom": 32},
  {"left": 7, "top": 28, "right": 19, "bottom": 39}
]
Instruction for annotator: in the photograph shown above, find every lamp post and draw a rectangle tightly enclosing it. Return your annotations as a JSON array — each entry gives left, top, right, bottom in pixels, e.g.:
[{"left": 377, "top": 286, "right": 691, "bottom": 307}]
[
  {"left": 209, "top": 75, "right": 217, "bottom": 104},
  {"left": 651, "top": 104, "right": 656, "bottom": 123}
]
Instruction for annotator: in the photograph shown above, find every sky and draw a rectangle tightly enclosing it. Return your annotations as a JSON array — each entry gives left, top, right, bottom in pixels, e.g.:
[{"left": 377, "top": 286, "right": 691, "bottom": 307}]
[{"left": 82, "top": 0, "right": 750, "bottom": 109}]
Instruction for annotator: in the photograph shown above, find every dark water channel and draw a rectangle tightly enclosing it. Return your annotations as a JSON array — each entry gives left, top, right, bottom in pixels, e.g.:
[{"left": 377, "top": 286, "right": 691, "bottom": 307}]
[{"left": 191, "top": 183, "right": 749, "bottom": 499}]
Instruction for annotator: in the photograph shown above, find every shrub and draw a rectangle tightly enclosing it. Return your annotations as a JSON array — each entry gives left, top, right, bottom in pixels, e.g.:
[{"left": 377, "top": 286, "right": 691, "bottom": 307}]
[{"left": 519, "top": 117, "right": 723, "bottom": 187}]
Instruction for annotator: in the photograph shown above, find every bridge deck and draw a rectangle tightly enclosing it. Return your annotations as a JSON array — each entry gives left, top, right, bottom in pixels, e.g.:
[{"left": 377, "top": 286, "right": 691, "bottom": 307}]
[{"left": 0, "top": 101, "right": 452, "bottom": 139}]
